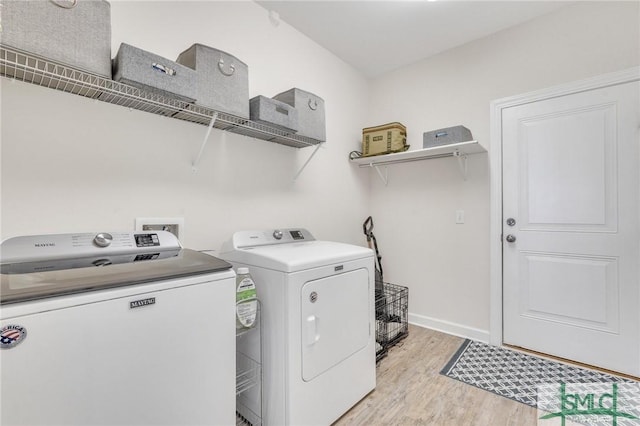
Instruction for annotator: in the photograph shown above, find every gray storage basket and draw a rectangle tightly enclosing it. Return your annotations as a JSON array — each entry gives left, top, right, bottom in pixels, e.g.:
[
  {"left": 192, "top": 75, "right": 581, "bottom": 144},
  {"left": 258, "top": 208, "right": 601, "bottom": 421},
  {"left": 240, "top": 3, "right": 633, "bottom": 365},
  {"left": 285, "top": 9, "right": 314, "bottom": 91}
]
[
  {"left": 423, "top": 125, "right": 473, "bottom": 149},
  {"left": 176, "top": 44, "right": 249, "bottom": 119},
  {"left": 0, "top": 0, "right": 112, "bottom": 77},
  {"left": 113, "top": 43, "right": 198, "bottom": 103},
  {"left": 250, "top": 96, "right": 298, "bottom": 133},
  {"left": 273, "top": 88, "right": 326, "bottom": 142}
]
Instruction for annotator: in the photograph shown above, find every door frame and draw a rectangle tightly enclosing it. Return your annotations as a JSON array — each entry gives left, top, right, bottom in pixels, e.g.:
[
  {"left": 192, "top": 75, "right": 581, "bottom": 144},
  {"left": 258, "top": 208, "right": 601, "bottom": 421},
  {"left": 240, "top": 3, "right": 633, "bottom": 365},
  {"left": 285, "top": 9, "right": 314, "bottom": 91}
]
[{"left": 488, "top": 66, "right": 640, "bottom": 346}]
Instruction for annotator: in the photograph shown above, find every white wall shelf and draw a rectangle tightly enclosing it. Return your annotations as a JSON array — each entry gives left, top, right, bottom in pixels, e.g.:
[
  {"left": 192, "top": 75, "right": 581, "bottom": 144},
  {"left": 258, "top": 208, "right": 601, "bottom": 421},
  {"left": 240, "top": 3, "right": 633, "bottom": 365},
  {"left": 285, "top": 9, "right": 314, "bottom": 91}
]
[
  {"left": 350, "top": 140, "right": 486, "bottom": 184},
  {"left": 0, "top": 45, "right": 324, "bottom": 152}
]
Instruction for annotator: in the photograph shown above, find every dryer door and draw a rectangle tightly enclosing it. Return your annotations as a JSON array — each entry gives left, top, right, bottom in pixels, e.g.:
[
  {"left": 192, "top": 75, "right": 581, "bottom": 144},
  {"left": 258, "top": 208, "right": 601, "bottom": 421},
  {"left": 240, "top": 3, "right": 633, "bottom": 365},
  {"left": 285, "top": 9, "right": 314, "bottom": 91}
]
[{"left": 301, "top": 268, "right": 370, "bottom": 381}]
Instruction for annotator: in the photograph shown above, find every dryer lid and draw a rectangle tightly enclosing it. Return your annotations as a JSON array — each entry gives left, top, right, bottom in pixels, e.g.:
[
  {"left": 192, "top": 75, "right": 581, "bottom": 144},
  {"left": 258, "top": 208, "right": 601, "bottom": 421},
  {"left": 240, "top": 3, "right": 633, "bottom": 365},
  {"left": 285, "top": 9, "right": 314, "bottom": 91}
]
[{"left": 221, "top": 240, "right": 373, "bottom": 272}]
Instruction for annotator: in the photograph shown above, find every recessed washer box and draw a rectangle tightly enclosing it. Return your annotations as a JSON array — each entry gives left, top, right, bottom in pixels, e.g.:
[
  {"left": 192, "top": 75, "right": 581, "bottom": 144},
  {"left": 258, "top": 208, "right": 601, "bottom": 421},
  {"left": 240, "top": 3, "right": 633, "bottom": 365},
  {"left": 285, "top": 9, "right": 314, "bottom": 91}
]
[{"left": 135, "top": 217, "right": 184, "bottom": 241}]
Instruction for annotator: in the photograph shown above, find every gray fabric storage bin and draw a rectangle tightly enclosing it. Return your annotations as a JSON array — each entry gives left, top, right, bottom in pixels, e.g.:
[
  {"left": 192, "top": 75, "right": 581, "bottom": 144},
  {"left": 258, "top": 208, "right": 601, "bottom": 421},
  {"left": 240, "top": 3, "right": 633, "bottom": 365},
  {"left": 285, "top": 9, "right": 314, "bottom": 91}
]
[
  {"left": 113, "top": 43, "right": 197, "bottom": 103},
  {"left": 273, "top": 88, "right": 326, "bottom": 141},
  {"left": 176, "top": 44, "right": 249, "bottom": 118},
  {"left": 250, "top": 96, "right": 298, "bottom": 133},
  {"left": 0, "top": 0, "right": 111, "bottom": 77},
  {"left": 423, "top": 125, "right": 473, "bottom": 148}
]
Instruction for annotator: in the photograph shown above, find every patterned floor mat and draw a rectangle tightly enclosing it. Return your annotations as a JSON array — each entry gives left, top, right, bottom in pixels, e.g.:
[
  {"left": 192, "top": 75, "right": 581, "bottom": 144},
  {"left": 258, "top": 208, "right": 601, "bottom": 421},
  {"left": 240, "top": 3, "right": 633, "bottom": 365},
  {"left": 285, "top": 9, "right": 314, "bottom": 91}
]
[{"left": 440, "top": 339, "right": 637, "bottom": 408}]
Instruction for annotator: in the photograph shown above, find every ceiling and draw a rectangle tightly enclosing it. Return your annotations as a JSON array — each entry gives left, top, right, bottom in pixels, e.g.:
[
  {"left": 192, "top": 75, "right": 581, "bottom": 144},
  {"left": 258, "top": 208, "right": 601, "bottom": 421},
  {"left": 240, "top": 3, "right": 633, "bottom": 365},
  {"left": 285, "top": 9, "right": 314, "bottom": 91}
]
[{"left": 256, "top": 1, "right": 572, "bottom": 77}]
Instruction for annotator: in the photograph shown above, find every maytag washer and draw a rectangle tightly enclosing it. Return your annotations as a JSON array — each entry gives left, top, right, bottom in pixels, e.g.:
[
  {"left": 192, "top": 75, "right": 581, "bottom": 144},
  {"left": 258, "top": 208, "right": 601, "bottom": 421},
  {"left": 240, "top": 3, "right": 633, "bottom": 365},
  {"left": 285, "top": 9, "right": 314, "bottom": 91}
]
[
  {"left": 220, "top": 228, "right": 376, "bottom": 426},
  {"left": 0, "top": 231, "right": 236, "bottom": 426}
]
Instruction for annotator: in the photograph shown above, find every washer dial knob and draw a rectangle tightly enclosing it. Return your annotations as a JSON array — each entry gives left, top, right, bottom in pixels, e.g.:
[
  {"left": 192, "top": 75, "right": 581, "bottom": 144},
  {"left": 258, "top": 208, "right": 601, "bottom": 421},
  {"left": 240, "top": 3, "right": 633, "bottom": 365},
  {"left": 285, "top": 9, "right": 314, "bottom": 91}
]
[
  {"left": 273, "top": 230, "right": 283, "bottom": 240},
  {"left": 93, "top": 233, "right": 113, "bottom": 248}
]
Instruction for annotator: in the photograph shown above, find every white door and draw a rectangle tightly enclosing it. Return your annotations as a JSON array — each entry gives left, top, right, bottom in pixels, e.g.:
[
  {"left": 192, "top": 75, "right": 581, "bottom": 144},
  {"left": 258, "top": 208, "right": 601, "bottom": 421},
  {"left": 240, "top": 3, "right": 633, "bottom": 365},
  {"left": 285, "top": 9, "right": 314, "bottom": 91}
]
[{"left": 502, "top": 81, "right": 640, "bottom": 376}]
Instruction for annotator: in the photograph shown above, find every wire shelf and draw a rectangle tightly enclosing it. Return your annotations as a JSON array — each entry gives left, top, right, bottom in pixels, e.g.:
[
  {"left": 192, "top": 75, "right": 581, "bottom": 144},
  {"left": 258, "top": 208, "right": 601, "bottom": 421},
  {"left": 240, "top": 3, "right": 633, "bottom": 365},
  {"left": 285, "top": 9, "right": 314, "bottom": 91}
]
[
  {"left": 235, "top": 299, "right": 262, "bottom": 425},
  {"left": 236, "top": 351, "right": 261, "bottom": 396},
  {"left": 0, "top": 45, "right": 323, "bottom": 149},
  {"left": 236, "top": 402, "right": 262, "bottom": 426}
]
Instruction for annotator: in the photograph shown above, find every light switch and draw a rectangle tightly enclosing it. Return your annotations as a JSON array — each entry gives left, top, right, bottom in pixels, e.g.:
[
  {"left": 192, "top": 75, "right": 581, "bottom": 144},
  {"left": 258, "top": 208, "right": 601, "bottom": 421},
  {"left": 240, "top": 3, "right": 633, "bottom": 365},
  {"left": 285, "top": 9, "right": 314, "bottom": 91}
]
[{"left": 456, "top": 210, "right": 465, "bottom": 224}]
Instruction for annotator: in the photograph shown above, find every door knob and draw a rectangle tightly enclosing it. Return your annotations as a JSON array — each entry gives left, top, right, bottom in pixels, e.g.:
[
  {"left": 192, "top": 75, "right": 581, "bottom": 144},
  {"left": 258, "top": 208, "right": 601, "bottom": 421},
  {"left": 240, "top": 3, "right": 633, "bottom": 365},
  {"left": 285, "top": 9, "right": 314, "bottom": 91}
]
[{"left": 505, "top": 234, "right": 516, "bottom": 243}]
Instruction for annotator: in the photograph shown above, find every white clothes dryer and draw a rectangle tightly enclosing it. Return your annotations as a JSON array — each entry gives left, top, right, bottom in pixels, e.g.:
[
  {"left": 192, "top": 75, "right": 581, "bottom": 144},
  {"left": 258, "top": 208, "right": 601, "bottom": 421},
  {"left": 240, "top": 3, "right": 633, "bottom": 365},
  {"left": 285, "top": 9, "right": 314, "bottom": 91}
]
[{"left": 220, "top": 228, "right": 376, "bottom": 426}]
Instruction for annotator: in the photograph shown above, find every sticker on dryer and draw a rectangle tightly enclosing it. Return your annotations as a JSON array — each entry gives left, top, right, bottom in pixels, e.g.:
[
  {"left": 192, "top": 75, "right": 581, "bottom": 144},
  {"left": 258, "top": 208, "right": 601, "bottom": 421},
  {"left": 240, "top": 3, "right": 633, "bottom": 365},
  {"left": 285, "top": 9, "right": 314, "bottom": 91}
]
[{"left": 0, "top": 324, "right": 27, "bottom": 349}]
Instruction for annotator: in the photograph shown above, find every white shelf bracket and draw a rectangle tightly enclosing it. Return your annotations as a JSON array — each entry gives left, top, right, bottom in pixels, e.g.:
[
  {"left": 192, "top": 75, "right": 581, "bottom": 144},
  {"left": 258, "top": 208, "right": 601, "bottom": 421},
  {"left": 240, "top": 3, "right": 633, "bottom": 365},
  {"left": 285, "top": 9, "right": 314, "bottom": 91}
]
[
  {"left": 453, "top": 150, "right": 468, "bottom": 180},
  {"left": 293, "top": 143, "right": 323, "bottom": 182},
  {"left": 370, "top": 163, "right": 388, "bottom": 186},
  {"left": 192, "top": 112, "right": 218, "bottom": 173}
]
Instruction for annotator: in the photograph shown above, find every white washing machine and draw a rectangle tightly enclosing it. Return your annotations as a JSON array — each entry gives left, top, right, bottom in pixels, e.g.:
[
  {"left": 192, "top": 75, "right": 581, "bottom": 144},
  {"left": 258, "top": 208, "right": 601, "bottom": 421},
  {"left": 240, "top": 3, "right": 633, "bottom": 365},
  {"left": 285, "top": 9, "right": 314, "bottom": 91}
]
[
  {"left": 0, "top": 231, "right": 236, "bottom": 425},
  {"left": 220, "top": 228, "right": 376, "bottom": 426}
]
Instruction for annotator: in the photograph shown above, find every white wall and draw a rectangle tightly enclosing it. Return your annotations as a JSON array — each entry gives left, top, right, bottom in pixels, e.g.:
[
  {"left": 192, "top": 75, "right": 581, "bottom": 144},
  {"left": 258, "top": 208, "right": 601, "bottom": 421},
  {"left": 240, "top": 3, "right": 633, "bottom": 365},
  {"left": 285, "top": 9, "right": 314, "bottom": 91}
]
[
  {"left": 0, "top": 0, "right": 371, "bottom": 251},
  {"left": 2, "top": 1, "right": 639, "bottom": 341},
  {"left": 365, "top": 1, "right": 640, "bottom": 340}
]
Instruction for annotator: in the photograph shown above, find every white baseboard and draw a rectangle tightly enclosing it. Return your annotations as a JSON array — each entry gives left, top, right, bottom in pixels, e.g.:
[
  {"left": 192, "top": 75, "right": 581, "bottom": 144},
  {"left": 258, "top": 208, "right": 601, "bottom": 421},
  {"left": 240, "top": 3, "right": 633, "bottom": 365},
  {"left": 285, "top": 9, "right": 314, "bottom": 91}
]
[{"left": 408, "top": 312, "right": 490, "bottom": 343}]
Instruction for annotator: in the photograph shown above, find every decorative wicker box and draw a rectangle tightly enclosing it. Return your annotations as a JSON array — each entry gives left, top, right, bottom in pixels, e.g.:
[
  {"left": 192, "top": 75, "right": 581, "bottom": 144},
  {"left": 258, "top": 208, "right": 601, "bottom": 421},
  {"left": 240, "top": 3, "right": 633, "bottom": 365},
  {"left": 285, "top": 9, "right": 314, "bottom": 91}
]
[
  {"left": 361, "top": 122, "right": 408, "bottom": 157},
  {"left": 423, "top": 125, "right": 473, "bottom": 148},
  {"left": 273, "top": 88, "right": 325, "bottom": 141},
  {"left": 113, "top": 43, "right": 198, "bottom": 103},
  {"left": 250, "top": 96, "right": 298, "bottom": 133},
  {"left": 176, "top": 44, "right": 249, "bottom": 118}
]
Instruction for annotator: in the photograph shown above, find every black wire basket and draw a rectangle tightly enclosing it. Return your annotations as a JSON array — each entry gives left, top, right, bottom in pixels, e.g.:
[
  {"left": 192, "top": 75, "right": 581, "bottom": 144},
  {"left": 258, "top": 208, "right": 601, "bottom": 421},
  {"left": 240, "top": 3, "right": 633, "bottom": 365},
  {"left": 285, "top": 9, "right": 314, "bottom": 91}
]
[{"left": 375, "top": 282, "right": 409, "bottom": 362}]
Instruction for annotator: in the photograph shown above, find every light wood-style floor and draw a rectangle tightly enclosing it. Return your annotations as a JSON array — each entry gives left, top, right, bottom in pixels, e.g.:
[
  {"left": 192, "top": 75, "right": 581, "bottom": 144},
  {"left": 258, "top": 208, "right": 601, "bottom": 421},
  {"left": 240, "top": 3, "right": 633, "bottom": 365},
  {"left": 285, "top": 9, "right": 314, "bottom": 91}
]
[{"left": 333, "top": 325, "right": 537, "bottom": 426}]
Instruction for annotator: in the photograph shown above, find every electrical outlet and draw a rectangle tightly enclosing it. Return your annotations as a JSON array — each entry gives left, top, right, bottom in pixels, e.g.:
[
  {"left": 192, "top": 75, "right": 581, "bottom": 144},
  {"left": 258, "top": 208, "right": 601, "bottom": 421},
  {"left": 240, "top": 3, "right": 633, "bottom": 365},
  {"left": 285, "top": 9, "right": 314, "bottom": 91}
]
[{"left": 135, "top": 217, "right": 184, "bottom": 240}]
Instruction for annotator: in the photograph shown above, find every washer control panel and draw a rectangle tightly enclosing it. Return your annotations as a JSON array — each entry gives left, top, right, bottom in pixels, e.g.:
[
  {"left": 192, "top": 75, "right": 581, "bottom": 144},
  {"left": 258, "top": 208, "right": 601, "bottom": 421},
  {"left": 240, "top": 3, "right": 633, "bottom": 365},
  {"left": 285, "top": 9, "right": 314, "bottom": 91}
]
[
  {"left": 289, "top": 230, "right": 306, "bottom": 240},
  {"left": 93, "top": 233, "right": 113, "bottom": 248},
  {"left": 0, "top": 231, "right": 180, "bottom": 263},
  {"left": 134, "top": 233, "right": 161, "bottom": 247}
]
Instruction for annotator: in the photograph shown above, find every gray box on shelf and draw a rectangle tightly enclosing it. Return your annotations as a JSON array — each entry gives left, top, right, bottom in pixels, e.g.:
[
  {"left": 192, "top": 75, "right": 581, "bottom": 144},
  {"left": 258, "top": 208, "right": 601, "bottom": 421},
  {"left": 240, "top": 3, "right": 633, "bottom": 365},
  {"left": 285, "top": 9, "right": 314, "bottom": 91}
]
[
  {"left": 273, "top": 88, "right": 326, "bottom": 142},
  {"left": 0, "top": 0, "right": 111, "bottom": 77},
  {"left": 250, "top": 96, "right": 298, "bottom": 133},
  {"left": 176, "top": 44, "right": 249, "bottom": 119},
  {"left": 423, "top": 125, "right": 473, "bottom": 149},
  {"left": 113, "top": 43, "right": 198, "bottom": 103}
]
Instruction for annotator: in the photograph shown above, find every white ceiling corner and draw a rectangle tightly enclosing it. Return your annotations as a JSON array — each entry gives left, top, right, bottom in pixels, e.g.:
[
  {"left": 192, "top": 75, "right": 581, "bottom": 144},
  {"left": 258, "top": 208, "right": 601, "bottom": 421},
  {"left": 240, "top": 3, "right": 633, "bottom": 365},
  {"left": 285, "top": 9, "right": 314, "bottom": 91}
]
[{"left": 255, "top": 1, "right": 573, "bottom": 78}]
